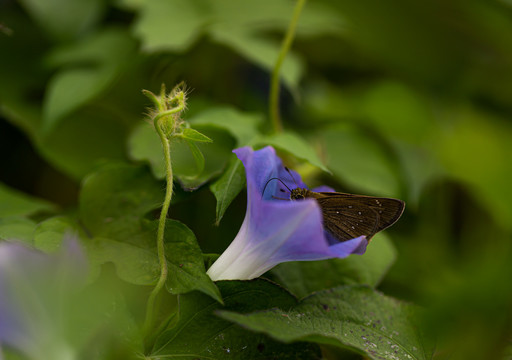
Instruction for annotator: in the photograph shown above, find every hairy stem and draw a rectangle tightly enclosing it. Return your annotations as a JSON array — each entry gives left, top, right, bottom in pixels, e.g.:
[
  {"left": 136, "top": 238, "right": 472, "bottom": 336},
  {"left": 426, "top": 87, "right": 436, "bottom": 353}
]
[
  {"left": 269, "top": 0, "right": 306, "bottom": 134},
  {"left": 142, "top": 118, "right": 176, "bottom": 335}
]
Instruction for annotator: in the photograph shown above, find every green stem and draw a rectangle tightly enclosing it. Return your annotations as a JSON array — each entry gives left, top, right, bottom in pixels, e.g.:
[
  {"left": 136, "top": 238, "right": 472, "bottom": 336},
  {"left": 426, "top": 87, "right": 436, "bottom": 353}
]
[
  {"left": 142, "top": 89, "right": 163, "bottom": 112},
  {"left": 153, "top": 108, "right": 182, "bottom": 124},
  {"left": 142, "top": 120, "right": 174, "bottom": 335},
  {"left": 141, "top": 85, "right": 185, "bottom": 336},
  {"left": 269, "top": 0, "right": 306, "bottom": 134}
]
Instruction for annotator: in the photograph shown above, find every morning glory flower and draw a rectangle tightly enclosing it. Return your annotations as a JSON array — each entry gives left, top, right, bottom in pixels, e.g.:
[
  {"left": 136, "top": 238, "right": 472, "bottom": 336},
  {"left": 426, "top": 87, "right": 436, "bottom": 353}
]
[
  {"left": 207, "top": 146, "right": 368, "bottom": 281},
  {"left": 0, "top": 239, "right": 86, "bottom": 360}
]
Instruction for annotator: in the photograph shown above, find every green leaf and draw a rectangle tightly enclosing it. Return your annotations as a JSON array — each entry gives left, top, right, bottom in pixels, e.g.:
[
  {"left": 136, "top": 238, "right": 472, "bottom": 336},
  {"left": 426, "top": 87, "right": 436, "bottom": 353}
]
[
  {"left": 39, "top": 109, "right": 130, "bottom": 180},
  {"left": 79, "top": 163, "right": 163, "bottom": 244},
  {"left": 181, "top": 128, "right": 213, "bottom": 143},
  {"left": 87, "top": 219, "right": 220, "bottom": 299},
  {"left": 151, "top": 279, "right": 321, "bottom": 359},
  {"left": 42, "top": 29, "right": 137, "bottom": 133},
  {"left": 90, "top": 236, "right": 163, "bottom": 285},
  {"left": 18, "top": 0, "right": 105, "bottom": 41},
  {"left": 130, "top": 0, "right": 208, "bottom": 52},
  {"left": 127, "top": 0, "right": 345, "bottom": 51},
  {"left": 210, "top": 155, "right": 246, "bottom": 224},
  {"left": 322, "top": 124, "right": 400, "bottom": 196},
  {"left": 34, "top": 215, "right": 220, "bottom": 300},
  {"left": 189, "top": 106, "right": 263, "bottom": 146},
  {"left": 127, "top": 122, "right": 166, "bottom": 179},
  {"left": 184, "top": 139, "right": 206, "bottom": 178},
  {"left": 33, "top": 215, "right": 159, "bottom": 285},
  {"left": 219, "top": 285, "right": 434, "bottom": 360},
  {"left": 163, "top": 220, "right": 221, "bottom": 302},
  {"left": 0, "top": 216, "right": 37, "bottom": 245},
  {"left": 33, "top": 216, "right": 157, "bottom": 288},
  {"left": 128, "top": 121, "right": 235, "bottom": 189},
  {"left": 127, "top": 0, "right": 344, "bottom": 96},
  {"left": 271, "top": 233, "right": 396, "bottom": 298},
  {"left": 257, "top": 132, "right": 329, "bottom": 172},
  {"left": 33, "top": 216, "right": 86, "bottom": 253},
  {"left": 129, "top": 0, "right": 302, "bottom": 93},
  {"left": 0, "top": 182, "right": 55, "bottom": 217},
  {"left": 34, "top": 217, "right": 159, "bottom": 288},
  {"left": 205, "top": 0, "right": 342, "bottom": 38},
  {"left": 172, "top": 126, "right": 235, "bottom": 190}
]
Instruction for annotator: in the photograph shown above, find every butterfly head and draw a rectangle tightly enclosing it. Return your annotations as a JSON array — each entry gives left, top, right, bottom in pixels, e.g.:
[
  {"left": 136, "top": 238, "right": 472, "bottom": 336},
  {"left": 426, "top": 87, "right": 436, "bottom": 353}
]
[{"left": 290, "top": 188, "right": 309, "bottom": 201}]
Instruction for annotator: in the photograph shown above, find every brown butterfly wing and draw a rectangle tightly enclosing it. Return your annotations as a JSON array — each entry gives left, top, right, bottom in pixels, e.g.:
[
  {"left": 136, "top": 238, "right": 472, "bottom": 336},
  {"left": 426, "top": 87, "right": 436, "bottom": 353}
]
[{"left": 311, "top": 192, "right": 405, "bottom": 242}]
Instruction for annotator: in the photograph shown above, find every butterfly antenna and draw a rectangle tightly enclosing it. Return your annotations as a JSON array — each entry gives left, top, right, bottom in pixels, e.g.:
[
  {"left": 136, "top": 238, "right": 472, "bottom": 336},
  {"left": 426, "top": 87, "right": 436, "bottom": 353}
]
[
  {"left": 262, "top": 178, "right": 293, "bottom": 198},
  {"left": 284, "top": 167, "right": 300, "bottom": 188}
]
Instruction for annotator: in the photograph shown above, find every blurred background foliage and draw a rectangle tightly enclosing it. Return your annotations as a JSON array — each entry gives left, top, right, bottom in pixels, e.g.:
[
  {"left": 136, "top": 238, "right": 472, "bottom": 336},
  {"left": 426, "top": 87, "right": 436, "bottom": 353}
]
[{"left": 1, "top": 0, "right": 512, "bottom": 358}]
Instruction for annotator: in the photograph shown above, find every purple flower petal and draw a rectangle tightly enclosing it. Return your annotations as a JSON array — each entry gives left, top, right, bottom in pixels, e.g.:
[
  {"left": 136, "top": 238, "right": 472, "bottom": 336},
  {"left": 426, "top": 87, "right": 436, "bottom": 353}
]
[
  {"left": 0, "top": 238, "right": 86, "bottom": 357},
  {"left": 312, "top": 185, "right": 335, "bottom": 193},
  {"left": 236, "top": 146, "right": 307, "bottom": 201},
  {"left": 0, "top": 243, "right": 39, "bottom": 350},
  {"left": 207, "top": 146, "right": 367, "bottom": 281}
]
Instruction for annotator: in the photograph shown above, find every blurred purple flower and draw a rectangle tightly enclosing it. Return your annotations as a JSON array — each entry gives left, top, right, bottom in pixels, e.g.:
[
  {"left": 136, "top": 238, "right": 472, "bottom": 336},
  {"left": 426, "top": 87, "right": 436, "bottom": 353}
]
[
  {"left": 207, "top": 146, "right": 367, "bottom": 281},
  {"left": 0, "top": 238, "right": 86, "bottom": 360}
]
